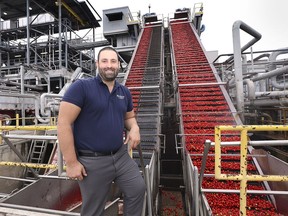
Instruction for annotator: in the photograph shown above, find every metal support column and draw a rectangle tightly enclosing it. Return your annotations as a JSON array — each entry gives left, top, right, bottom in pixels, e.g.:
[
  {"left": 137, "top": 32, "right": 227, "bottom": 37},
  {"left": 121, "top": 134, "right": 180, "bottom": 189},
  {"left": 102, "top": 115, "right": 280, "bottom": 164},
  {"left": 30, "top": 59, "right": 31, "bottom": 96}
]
[
  {"left": 26, "top": 0, "right": 30, "bottom": 65},
  {"left": 58, "top": 0, "right": 62, "bottom": 68}
]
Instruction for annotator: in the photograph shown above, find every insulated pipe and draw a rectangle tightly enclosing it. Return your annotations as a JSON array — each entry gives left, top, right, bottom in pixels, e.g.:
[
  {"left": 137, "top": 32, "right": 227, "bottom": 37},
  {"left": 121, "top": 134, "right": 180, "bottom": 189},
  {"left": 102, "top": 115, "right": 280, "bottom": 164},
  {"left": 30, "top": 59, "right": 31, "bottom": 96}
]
[
  {"left": 231, "top": 20, "right": 262, "bottom": 121},
  {"left": 269, "top": 48, "right": 288, "bottom": 89},
  {"left": 252, "top": 65, "right": 288, "bottom": 82},
  {"left": 244, "top": 79, "right": 255, "bottom": 100},
  {"left": 40, "top": 93, "right": 62, "bottom": 117},
  {"left": 244, "top": 98, "right": 288, "bottom": 106},
  {"left": 229, "top": 66, "right": 288, "bottom": 93},
  {"left": 0, "top": 93, "right": 49, "bottom": 123},
  {"left": 226, "top": 21, "right": 262, "bottom": 63},
  {"left": 255, "top": 90, "right": 288, "bottom": 98}
]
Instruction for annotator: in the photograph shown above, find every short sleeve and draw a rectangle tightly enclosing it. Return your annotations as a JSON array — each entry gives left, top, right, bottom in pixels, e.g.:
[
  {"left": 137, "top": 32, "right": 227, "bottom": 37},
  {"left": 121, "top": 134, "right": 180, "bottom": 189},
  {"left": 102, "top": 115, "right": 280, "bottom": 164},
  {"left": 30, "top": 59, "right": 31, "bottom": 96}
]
[
  {"left": 125, "top": 88, "right": 133, "bottom": 112},
  {"left": 62, "top": 80, "right": 85, "bottom": 108}
]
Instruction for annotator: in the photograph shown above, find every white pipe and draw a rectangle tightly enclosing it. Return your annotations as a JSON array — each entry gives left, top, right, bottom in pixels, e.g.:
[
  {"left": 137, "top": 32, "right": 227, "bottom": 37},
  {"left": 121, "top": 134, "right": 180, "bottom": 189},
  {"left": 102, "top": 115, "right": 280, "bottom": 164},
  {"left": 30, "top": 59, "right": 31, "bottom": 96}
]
[
  {"left": 244, "top": 79, "right": 255, "bottom": 100},
  {"left": 229, "top": 65, "right": 288, "bottom": 87},
  {"left": 233, "top": 24, "right": 244, "bottom": 117},
  {"left": 0, "top": 93, "right": 49, "bottom": 123},
  {"left": 244, "top": 98, "right": 288, "bottom": 106},
  {"left": 255, "top": 90, "right": 288, "bottom": 98},
  {"left": 252, "top": 65, "right": 288, "bottom": 82},
  {"left": 269, "top": 48, "right": 288, "bottom": 90},
  {"left": 40, "top": 93, "right": 62, "bottom": 117},
  {"left": 232, "top": 20, "right": 261, "bottom": 121}
]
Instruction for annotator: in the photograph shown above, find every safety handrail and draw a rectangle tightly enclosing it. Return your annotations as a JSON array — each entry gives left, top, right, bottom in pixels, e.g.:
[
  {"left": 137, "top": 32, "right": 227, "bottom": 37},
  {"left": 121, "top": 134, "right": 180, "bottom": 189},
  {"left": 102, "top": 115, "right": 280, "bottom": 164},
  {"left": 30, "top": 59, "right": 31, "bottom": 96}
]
[{"left": 214, "top": 125, "right": 288, "bottom": 216}]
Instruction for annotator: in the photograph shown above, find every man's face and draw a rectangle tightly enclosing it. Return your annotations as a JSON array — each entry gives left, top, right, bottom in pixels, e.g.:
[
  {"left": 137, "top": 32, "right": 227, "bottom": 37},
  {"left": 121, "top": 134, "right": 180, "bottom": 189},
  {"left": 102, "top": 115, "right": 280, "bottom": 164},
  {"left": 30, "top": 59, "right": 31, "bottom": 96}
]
[{"left": 97, "top": 50, "right": 120, "bottom": 82}]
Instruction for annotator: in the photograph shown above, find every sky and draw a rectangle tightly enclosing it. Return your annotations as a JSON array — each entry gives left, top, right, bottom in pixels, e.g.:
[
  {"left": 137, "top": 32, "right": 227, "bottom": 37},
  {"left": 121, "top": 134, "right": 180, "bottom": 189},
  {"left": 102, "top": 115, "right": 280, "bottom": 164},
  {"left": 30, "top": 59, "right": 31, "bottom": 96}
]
[{"left": 90, "top": 0, "right": 288, "bottom": 55}]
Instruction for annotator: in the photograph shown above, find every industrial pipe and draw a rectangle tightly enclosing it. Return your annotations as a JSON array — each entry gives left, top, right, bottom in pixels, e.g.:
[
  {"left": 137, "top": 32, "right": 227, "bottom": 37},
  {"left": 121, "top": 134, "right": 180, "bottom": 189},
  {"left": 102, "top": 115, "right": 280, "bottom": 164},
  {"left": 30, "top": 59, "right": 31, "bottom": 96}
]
[
  {"left": 255, "top": 90, "right": 288, "bottom": 98},
  {"left": 244, "top": 79, "right": 255, "bottom": 100},
  {"left": 229, "top": 65, "right": 288, "bottom": 102},
  {"left": 252, "top": 65, "right": 288, "bottom": 82},
  {"left": 231, "top": 20, "right": 262, "bottom": 121},
  {"left": 269, "top": 48, "right": 288, "bottom": 89},
  {"left": 40, "top": 93, "right": 62, "bottom": 117},
  {"left": 0, "top": 92, "right": 49, "bottom": 123},
  {"left": 244, "top": 98, "right": 288, "bottom": 107}
]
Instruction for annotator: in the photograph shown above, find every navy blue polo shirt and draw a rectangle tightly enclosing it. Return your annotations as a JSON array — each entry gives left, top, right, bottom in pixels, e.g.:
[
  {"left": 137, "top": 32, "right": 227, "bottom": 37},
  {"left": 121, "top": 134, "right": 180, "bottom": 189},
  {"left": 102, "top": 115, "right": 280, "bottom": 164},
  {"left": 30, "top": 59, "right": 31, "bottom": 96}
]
[{"left": 62, "top": 75, "right": 133, "bottom": 152}]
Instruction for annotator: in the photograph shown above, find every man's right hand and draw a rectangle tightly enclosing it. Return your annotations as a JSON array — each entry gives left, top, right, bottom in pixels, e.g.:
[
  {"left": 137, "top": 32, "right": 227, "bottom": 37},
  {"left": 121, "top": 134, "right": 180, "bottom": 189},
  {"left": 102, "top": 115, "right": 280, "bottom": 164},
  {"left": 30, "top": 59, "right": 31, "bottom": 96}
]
[{"left": 66, "top": 161, "right": 87, "bottom": 181}]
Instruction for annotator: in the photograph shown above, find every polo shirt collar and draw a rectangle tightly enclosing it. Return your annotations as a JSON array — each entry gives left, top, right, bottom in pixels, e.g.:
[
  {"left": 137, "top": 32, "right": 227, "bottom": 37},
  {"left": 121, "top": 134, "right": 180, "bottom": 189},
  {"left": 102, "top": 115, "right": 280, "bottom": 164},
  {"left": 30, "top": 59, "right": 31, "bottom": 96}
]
[{"left": 96, "top": 74, "right": 120, "bottom": 89}]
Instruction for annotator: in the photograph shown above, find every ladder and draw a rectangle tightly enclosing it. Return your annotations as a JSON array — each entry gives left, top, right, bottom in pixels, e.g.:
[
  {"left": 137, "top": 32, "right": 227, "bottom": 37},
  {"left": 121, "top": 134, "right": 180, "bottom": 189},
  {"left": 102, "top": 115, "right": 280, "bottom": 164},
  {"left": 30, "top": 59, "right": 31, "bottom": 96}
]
[{"left": 24, "top": 130, "right": 49, "bottom": 184}]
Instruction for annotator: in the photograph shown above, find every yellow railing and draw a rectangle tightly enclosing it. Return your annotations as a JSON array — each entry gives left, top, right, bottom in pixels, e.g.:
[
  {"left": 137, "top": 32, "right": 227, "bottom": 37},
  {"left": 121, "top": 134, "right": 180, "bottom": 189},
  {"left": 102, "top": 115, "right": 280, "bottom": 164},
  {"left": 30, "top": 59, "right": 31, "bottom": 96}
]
[
  {"left": 0, "top": 161, "right": 62, "bottom": 170},
  {"left": 214, "top": 125, "right": 288, "bottom": 215},
  {"left": 0, "top": 114, "right": 59, "bottom": 170},
  {"left": 0, "top": 114, "right": 56, "bottom": 132}
]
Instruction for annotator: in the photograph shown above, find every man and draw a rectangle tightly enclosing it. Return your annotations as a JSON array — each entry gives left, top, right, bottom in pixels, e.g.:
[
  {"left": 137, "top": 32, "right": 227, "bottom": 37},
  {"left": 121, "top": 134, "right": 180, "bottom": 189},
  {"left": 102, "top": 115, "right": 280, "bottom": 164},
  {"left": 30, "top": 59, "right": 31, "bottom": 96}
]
[{"left": 57, "top": 46, "right": 146, "bottom": 216}]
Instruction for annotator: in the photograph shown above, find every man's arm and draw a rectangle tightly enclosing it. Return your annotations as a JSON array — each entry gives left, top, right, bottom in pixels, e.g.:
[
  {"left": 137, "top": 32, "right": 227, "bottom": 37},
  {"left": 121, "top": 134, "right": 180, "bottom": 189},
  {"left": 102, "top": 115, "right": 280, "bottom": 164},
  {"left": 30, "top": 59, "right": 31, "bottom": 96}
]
[
  {"left": 124, "top": 110, "right": 140, "bottom": 149},
  {"left": 57, "top": 101, "right": 86, "bottom": 180}
]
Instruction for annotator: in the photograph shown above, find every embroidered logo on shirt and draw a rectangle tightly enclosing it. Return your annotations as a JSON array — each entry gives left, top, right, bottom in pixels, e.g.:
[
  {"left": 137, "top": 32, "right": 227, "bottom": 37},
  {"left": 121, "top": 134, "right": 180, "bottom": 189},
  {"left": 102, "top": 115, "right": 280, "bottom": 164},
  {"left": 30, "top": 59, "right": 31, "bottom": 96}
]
[{"left": 117, "top": 94, "right": 125, "bottom": 99}]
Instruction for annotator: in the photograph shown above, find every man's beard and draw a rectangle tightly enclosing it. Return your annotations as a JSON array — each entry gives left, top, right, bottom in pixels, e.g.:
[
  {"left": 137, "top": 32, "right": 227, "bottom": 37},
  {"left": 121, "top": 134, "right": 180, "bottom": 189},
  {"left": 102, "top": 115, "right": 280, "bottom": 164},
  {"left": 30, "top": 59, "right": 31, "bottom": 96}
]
[{"left": 99, "top": 68, "right": 119, "bottom": 82}]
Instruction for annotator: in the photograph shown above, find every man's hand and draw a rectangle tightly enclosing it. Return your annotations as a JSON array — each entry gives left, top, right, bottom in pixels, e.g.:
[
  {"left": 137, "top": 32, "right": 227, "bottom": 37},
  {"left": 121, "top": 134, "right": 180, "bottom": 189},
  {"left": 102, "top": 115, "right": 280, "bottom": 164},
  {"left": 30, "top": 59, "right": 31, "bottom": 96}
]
[
  {"left": 124, "top": 126, "right": 140, "bottom": 149},
  {"left": 66, "top": 160, "right": 87, "bottom": 181}
]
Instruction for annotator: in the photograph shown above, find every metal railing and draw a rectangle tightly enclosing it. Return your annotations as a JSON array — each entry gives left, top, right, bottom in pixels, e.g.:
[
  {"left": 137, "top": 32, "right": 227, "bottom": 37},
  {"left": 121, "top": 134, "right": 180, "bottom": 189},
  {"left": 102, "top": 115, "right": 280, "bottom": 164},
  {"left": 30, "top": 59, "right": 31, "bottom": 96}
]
[{"left": 214, "top": 125, "right": 288, "bottom": 215}]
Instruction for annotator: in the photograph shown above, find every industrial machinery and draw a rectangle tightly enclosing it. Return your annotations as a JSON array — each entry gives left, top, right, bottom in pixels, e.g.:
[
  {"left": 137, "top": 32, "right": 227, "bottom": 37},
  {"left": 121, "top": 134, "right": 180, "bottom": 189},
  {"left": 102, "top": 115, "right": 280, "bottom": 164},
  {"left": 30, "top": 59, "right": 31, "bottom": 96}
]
[{"left": 0, "top": 1, "right": 287, "bottom": 215}]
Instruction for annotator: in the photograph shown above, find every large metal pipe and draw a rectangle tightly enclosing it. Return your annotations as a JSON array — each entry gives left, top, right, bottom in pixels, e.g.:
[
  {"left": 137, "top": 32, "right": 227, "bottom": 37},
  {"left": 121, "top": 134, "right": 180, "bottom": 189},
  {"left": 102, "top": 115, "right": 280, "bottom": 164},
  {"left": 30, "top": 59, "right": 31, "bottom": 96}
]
[
  {"left": 231, "top": 20, "right": 262, "bottom": 121},
  {"left": 252, "top": 65, "right": 288, "bottom": 82},
  {"left": 255, "top": 90, "right": 288, "bottom": 98},
  {"left": 244, "top": 79, "right": 255, "bottom": 100},
  {"left": 244, "top": 98, "right": 288, "bottom": 106},
  {"left": 0, "top": 93, "right": 49, "bottom": 123},
  {"left": 40, "top": 93, "right": 62, "bottom": 117},
  {"left": 269, "top": 48, "right": 288, "bottom": 89},
  {"left": 229, "top": 65, "right": 288, "bottom": 99}
]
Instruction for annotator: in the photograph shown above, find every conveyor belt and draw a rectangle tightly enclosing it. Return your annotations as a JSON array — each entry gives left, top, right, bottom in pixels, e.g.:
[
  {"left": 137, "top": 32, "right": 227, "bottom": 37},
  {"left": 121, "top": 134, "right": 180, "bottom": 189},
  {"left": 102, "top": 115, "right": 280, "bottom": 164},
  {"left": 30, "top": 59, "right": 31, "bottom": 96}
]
[
  {"left": 170, "top": 20, "right": 279, "bottom": 215},
  {"left": 125, "top": 25, "right": 163, "bottom": 167}
]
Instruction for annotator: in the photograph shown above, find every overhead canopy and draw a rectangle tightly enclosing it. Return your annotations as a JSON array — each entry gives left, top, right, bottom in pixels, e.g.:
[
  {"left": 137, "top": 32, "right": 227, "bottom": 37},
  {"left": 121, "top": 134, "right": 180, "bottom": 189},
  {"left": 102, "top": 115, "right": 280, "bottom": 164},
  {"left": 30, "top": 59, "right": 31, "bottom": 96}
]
[{"left": 0, "top": 0, "right": 101, "bottom": 29}]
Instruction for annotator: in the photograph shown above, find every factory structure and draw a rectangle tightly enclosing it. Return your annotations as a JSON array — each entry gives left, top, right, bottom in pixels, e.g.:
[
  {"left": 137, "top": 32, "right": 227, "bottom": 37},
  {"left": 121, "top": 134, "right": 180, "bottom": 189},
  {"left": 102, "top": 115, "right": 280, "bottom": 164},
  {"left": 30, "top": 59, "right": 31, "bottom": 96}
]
[{"left": 0, "top": 1, "right": 287, "bottom": 215}]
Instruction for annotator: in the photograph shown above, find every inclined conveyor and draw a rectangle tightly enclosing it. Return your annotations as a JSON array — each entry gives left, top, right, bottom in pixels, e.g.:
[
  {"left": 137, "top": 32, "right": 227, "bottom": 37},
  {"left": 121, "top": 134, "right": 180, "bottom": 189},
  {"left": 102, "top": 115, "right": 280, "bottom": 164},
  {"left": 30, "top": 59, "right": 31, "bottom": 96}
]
[
  {"left": 169, "top": 18, "right": 281, "bottom": 215},
  {"left": 124, "top": 22, "right": 164, "bottom": 214},
  {"left": 124, "top": 23, "right": 163, "bottom": 166},
  {"left": 2, "top": 6, "right": 287, "bottom": 215}
]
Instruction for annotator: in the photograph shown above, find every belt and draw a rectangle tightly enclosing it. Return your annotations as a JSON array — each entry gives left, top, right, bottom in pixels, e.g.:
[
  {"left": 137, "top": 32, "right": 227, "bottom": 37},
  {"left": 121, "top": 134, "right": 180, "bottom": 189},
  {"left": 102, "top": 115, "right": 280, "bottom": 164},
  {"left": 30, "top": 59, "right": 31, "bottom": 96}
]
[{"left": 78, "top": 149, "right": 119, "bottom": 157}]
